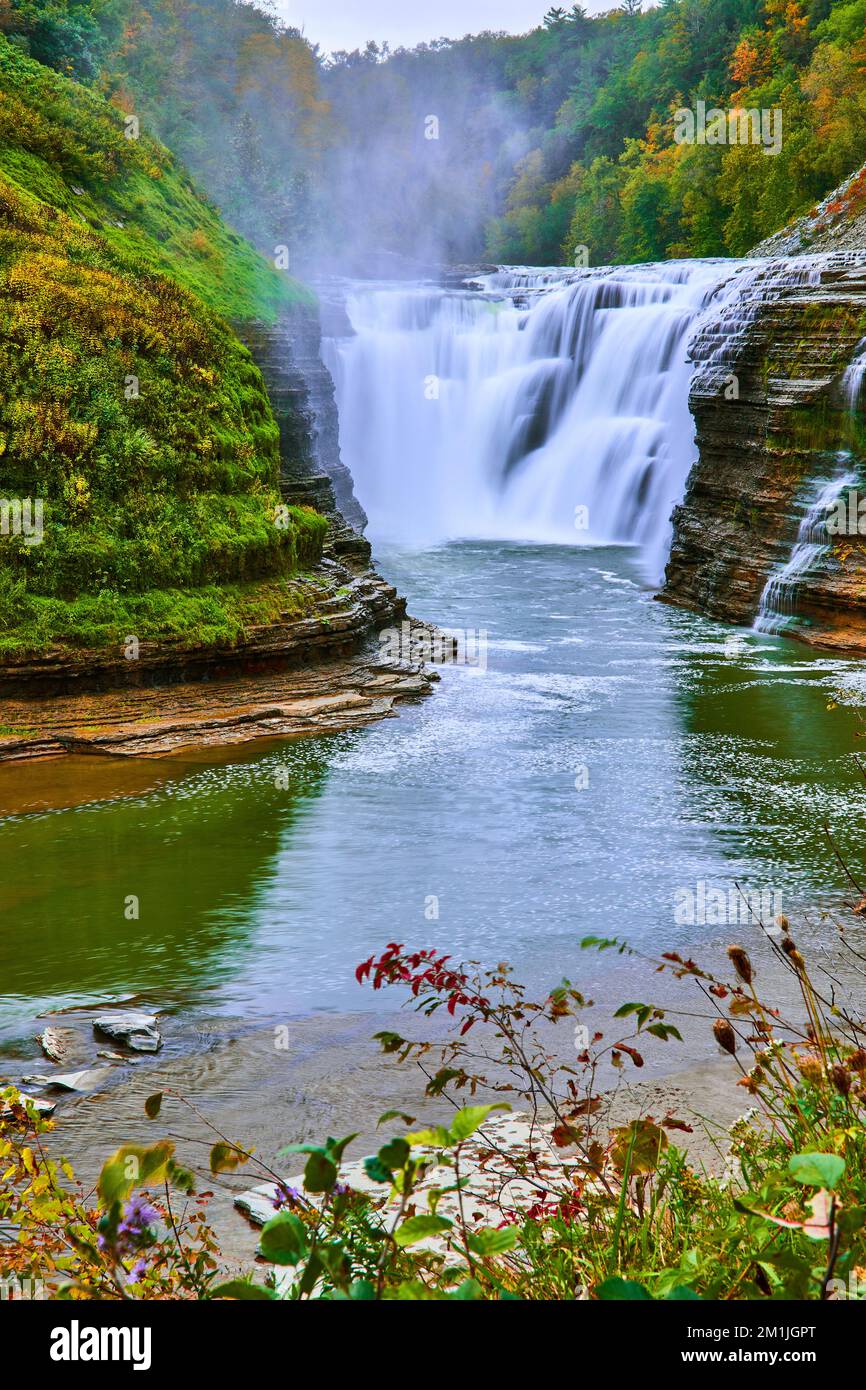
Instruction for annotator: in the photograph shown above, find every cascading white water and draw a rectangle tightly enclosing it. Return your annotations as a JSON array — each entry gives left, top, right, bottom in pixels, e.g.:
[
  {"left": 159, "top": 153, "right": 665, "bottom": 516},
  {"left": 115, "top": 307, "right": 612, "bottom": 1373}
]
[
  {"left": 754, "top": 463, "right": 857, "bottom": 634},
  {"left": 842, "top": 338, "right": 866, "bottom": 411},
  {"left": 322, "top": 261, "right": 754, "bottom": 583}
]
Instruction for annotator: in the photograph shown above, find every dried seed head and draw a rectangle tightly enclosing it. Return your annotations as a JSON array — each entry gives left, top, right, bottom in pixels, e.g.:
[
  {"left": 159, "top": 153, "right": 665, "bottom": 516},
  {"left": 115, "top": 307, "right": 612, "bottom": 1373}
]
[
  {"left": 776, "top": 914, "right": 789, "bottom": 932},
  {"left": 727, "top": 945, "right": 753, "bottom": 985},
  {"left": 780, "top": 936, "right": 805, "bottom": 971},
  {"left": 848, "top": 1048, "right": 866, "bottom": 1074},
  {"left": 797, "top": 1055, "right": 823, "bottom": 1085},
  {"left": 831, "top": 1062, "right": 852, "bottom": 1096},
  {"left": 713, "top": 1018, "right": 737, "bottom": 1055}
]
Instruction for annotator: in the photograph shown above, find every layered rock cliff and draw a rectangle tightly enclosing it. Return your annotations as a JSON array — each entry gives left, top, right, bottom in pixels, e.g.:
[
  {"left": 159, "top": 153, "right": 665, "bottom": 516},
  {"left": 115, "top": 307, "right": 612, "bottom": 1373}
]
[{"left": 663, "top": 252, "right": 866, "bottom": 651}]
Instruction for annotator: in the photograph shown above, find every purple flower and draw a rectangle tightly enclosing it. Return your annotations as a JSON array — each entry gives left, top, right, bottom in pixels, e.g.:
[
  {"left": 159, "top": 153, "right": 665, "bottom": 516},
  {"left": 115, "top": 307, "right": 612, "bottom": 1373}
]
[
  {"left": 118, "top": 1194, "right": 159, "bottom": 1237},
  {"left": 123, "top": 1258, "right": 148, "bottom": 1286},
  {"left": 271, "top": 1184, "right": 302, "bottom": 1210}
]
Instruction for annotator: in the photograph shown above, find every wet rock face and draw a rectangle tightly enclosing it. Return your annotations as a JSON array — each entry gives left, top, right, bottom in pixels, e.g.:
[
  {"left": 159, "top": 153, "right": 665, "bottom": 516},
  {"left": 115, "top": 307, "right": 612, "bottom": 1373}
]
[
  {"left": 241, "top": 302, "right": 367, "bottom": 532},
  {"left": 662, "top": 253, "right": 866, "bottom": 651}
]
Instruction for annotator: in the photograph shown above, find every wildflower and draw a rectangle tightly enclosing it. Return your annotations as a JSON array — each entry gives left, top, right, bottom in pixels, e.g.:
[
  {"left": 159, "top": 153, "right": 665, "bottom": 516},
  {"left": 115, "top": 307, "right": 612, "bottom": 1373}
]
[
  {"left": 271, "top": 1184, "right": 302, "bottom": 1210},
  {"left": 118, "top": 1194, "right": 159, "bottom": 1238},
  {"left": 123, "top": 1258, "right": 148, "bottom": 1286}
]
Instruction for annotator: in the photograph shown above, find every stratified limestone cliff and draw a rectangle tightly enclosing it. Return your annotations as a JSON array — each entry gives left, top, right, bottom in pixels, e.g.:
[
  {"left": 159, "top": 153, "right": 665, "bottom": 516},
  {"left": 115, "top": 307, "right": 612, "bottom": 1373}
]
[
  {"left": 662, "top": 253, "right": 866, "bottom": 651},
  {"left": 241, "top": 302, "right": 367, "bottom": 534}
]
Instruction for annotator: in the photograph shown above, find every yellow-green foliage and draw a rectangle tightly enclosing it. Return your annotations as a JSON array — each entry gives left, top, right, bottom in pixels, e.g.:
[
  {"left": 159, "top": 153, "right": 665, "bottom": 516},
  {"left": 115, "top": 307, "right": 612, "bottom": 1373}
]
[
  {"left": 0, "top": 38, "right": 326, "bottom": 656},
  {"left": 0, "top": 36, "right": 309, "bottom": 321}
]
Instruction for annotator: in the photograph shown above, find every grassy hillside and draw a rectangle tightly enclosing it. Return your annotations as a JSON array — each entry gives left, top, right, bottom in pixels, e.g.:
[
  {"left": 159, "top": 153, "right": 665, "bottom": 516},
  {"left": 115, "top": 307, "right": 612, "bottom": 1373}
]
[{"left": 0, "top": 37, "right": 326, "bottom": 658}]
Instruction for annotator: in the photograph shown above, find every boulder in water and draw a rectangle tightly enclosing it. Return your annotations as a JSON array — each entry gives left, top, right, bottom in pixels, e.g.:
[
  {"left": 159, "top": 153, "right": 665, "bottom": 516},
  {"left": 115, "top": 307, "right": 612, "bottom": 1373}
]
[{"left": 93, "top": 1012, "right": 162, "bottom": 1053}]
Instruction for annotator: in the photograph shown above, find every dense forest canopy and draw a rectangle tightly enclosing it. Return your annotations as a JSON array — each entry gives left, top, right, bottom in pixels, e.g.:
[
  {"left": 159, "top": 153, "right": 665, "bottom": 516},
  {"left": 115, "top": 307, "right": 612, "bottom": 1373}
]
[{"left": 1, "top": 0, "right": 865, "bottom": 267}]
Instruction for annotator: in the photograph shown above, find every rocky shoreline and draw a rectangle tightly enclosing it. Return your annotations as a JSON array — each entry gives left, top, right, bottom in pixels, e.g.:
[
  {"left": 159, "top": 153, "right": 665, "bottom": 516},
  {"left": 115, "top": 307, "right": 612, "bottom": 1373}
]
[
  {"left": 27, "top": 1006, "right": 745, "bottom": 1270},
  {"left": 0, "top": 648, "right": 434, "bottom": 767}
]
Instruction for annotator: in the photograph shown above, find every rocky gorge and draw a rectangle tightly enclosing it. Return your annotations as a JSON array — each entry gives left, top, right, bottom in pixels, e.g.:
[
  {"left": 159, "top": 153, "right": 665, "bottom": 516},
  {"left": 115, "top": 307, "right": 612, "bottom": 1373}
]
[{"left": 662, "top": 167, "right": 866, "bottom": 650}]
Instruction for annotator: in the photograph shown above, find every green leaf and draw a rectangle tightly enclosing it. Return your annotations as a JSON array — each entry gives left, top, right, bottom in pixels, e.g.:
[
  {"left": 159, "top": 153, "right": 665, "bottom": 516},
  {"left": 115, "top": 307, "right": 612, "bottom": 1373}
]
[
  {"left": 372, "top": 1031, "right": 406, "bottom": 1054},
  {"left": 378, "top": 1137, "right": 410, "bottom": 1171},
  {"left": 449, "top": 1103, "right": 511, "bottom": 1143},
  {"left": 581, "top": 936, "right": 630, "bottom": 953},
  {"left": 466, "top": 1225, "right": 518, "bottom": 1256},
  {"left": 304, "top": 1151, "right": 338, "bottom": 1193},
  {"left": 393, "top": 1214, "right": 453, "bottom": 1247},
  {"left": 209, "top": 1142, "right": 248, "bottom": 1175},
  {"left": 349, "top": 1280, "right": 376, "bottom": 1300},
  {"left": 426, "top": 1068, "right": 463, "bottom": 1096},
  {"left": 788, "top": 1152, "right": 845, "bottom": 1191},
  {"left": 407, "top": 1125, "right": 453, "bottom": 1148},
  {"left": 210, "top": 1280, "right": 275, "bottom": 1300},
  {"left": 449, "top": 1278, "right": 484, "bottom": 1300},
  {"left": 666, "top": 1285, "right": 702, "bottom": 1300},
  {"left": 646, "top": 1023, "right": 683, "bottom": 1042},
  {"left": 98, "top": 1141, "right": 174, "bottom": 1207},
  {"left": 326, "top": 1133, "right": 358, "bottom": 1164},
  {"left": 377, "top": 1110, "right": 415, "bottom": 1127},
  {"left": 144, "top": 1093, "right": 162, "bottom": 1120},
  {"left": 363, "top": 1155, "right": 394, "bottom": 1185},
  {"left": 259, "top": 1212, "right": 307, "bottom": 1266},
  {"left": 614, "top": 1002, "right": 651, "bottom": 1026},
  {"left": 610, "top": 1119, "right": 668, "bottom": 1176},
  {"left": 596, "top": 1277, "right": 652, "bottom": 1300},
  {"left": 167, "top": 1160, "right": 195, "bottom": 1194}
]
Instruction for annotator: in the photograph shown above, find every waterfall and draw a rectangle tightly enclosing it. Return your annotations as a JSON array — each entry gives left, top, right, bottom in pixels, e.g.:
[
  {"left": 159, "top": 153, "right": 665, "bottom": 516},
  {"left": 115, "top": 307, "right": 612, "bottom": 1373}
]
[
  {"left": 754, "top": 464, "right": 857, "bottom": 634},
  {"left": 753, "top": 314, "right": 866, "bottom": 635},
  {"left": 842, "top": 338, "right": 866, "bottom": 412},
  {"left": 322, "top": 261, "right": 760, "bottom": 583},
  {"left": 324, "top": 258, "right": 856, "bottom": 583}
]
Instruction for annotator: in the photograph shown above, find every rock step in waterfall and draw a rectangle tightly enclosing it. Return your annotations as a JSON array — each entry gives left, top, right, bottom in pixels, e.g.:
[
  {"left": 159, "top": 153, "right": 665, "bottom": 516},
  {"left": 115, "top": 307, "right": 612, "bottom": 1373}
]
[{"left": 321, "top": 256, "right": 865, "bottom": 596}]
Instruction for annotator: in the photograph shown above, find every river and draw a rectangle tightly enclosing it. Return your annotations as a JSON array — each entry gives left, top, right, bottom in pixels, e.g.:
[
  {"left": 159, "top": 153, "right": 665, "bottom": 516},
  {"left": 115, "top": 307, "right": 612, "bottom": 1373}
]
[{"left": 1, "top": 263, "right": 865, "bottom": 1064}]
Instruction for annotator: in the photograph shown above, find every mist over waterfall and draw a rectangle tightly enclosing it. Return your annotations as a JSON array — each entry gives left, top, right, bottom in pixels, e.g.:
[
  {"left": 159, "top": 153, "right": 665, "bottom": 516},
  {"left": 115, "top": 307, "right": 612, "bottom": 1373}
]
[{"left": 322, "top": 261, "right": 750, "bottom": 583}]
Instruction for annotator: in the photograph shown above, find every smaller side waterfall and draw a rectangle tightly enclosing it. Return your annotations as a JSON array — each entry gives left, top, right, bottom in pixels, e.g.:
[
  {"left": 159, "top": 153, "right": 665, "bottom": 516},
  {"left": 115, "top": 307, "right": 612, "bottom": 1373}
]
[
  {"left": 842, "top": 338, "right": 866, "bottom": 413},
  {"left": 754, "top": 464, "right": 857, "bottom": 634}
]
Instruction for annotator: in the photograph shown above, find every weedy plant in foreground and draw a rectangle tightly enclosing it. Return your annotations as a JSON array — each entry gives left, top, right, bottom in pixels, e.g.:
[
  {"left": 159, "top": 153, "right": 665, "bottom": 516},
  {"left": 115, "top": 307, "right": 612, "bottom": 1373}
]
[{"left": 3, "top": 907, "right": 866, "bottom": 1300}]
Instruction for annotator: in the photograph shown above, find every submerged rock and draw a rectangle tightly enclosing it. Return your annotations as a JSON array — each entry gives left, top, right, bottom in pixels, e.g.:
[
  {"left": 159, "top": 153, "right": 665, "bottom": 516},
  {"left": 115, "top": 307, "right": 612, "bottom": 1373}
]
[
  {"left": 1, "top": 1092, "right": 55, "bottom": 1116},
  {"left": 22, "top": 1067, "right": 112, "bottom": 1092},
  {"left": 36, "top": 1026, "right": 82, "bottom": 1064},
  {"left": 234, "top": 1184, "right": 283, "bottom": 1228},
  {"left": 93, "top": 1012, "right": 162, "bottom": 1053}
]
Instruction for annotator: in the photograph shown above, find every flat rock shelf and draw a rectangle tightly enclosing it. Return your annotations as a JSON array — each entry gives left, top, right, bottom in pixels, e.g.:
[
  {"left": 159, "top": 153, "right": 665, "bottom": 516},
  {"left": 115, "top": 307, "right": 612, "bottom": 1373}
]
[{"left": 0, "top": 655, "right": 434, "bottom": 767}]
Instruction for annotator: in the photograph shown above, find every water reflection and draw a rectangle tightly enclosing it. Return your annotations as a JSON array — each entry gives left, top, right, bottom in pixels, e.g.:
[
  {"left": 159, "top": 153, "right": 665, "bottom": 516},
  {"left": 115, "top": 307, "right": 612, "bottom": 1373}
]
[
  {"left": 0, "top": 542, "right": 863, "bottom": 1043},
  {"left": 0, "top": 741, "right": 330, "bottom": 1038}
]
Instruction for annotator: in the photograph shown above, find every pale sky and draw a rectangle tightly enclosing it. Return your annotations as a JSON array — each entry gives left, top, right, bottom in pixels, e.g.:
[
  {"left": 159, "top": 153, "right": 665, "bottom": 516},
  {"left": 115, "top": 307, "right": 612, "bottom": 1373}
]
[{"left": 277, "top": 1, "right": 609, "bottom": 56}]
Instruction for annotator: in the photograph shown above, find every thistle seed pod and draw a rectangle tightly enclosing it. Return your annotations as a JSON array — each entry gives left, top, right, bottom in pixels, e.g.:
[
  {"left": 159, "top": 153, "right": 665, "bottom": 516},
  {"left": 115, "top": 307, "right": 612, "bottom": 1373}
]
[
  {"left": 727, "top": 945, "right": 753, "bottom": 985},
  {"left": 780, "top": 936, "right": 805, "bottom": 971},
  {"left": 831, "top": 1063, "right": 852, "bottom": 1096},
  {"left": 713, "top": 1018, "right": 737, "bottom": 1055},
  {"left": 797, "top": 1055, "right": 823, "bottom": 1085}
]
